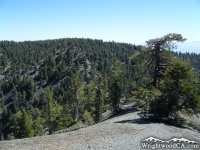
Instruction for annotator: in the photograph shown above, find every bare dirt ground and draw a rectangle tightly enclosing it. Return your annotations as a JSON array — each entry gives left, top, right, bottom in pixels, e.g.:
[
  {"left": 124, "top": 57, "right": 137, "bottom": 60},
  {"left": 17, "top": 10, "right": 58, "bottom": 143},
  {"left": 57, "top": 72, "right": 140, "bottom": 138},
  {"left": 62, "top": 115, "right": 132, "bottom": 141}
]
[{"left": 0, "top": 105, "right": 200, "bottom": 150}]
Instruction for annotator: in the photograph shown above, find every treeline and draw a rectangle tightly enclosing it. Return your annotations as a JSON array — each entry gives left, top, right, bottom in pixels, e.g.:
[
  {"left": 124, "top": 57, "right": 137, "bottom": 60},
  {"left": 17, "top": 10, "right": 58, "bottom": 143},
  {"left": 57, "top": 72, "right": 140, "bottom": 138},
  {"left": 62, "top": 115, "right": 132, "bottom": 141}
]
[{"left": 174, "top": 52, "right": 200, "bottom": 71}]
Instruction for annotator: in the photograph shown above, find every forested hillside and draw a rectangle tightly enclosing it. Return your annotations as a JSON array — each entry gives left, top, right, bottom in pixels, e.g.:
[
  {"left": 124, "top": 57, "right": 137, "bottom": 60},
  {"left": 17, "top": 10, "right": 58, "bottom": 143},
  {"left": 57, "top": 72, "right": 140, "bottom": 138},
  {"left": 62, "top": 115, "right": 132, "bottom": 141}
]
[{"left": 0, "top": 35, "right": 200, "bottom": 140}]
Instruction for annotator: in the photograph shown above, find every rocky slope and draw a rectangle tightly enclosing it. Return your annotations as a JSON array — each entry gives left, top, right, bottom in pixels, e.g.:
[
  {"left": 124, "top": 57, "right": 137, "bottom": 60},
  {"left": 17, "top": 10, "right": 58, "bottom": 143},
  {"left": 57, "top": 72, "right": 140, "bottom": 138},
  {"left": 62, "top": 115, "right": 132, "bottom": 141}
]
[{"left": 0, "top": 106, "right": 200, "bottom": 150}]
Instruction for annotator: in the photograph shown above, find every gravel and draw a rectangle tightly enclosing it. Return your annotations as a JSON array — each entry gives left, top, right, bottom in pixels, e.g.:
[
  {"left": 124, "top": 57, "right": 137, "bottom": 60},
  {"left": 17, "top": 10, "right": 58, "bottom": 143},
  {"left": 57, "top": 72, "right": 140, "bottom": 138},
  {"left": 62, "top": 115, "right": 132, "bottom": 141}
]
[{"left": 0, "top": 108, "right": 200, "bottom": 150}]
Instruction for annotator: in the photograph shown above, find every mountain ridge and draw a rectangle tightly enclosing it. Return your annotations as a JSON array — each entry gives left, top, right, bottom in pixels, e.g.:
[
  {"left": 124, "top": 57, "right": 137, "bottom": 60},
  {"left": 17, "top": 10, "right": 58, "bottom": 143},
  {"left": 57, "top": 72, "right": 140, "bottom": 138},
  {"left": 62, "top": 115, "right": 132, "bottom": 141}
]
[{"left": 0, "top": 38, "right": 200, "bottom": 141}]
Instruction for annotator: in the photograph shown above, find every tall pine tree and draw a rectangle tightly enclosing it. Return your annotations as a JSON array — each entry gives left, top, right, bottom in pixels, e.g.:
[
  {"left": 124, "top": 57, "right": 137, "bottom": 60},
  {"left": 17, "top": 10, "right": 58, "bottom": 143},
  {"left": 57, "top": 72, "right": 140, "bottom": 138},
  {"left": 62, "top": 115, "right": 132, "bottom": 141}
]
[
  {"left": 94, "top": 75, "right": 105, "bottom": 122},
  {"left": 42, "top": 87, "right": 62, "bottom": 134},
  {"left": 14, "top": 110, "right": 34, "bottom": 139},
  {"left": 108, "top": 58, "right": 122, "bottom": 113}
]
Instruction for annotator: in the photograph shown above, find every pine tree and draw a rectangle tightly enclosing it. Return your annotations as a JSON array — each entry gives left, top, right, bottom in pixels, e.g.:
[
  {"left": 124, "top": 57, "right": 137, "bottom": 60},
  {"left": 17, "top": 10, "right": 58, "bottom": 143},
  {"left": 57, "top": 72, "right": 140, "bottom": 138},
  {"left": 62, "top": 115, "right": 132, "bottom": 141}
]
[
  {"left": 15, "top": 110, "right": 34, "bottom": 139},
  {"left": 146, "top": 62, "right": 200, "bottom": 123},
  {"left": 70, "top": 74, "right": 84, "bottom": 121},
  {"left": 94, "top": 75, "right": 105, "bottom": 122},
  {"left": 31, "top": 108, "right": 44, "bottom": 136},
  {"left": 42, "top": 87, "right": 63, "bottom": 134},
  {"left": 82, "top": 82, "right": 95, "bottom": 113},
  {"left": 131, "top": 33, "right": 186, "bottom": 88},
  {"left": 108, "top": 58, "right": 123, "bottom": 113}
]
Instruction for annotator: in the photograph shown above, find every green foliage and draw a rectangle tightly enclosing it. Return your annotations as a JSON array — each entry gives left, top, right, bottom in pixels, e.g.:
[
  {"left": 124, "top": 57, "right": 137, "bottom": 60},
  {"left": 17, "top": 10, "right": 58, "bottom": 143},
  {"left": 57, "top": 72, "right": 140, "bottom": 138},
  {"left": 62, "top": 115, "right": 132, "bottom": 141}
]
[
  {"left": 30, "top": 108, "right": 44, "bottom": 136},
  {"left": 162, "top": 62, "right": 200, "bottom": 116},
  {"left": 132, "top": 33, "right": 186, "bottom": 88},
  {"left": 14, "top": 110, "right": 34, "bottom": 139},
  {"left": 141, "top": 62, "right": 200, "bottom": 124},
  {"left": 53, "top": 122, "right": 86, "bottom": 134},
  {"left": 42, "top": 87, "right": 63, "bottom": 134},
  {"left": 186, "top": 121, "right": 200, "bottom": 131},
  {"left": 81, "top": 82, "right": 95, "bottom": 113},
  {"left": 82, "top": 110, "right": 94, "bottom": 125},
  {"left": 129, "top": 34, "right": 200, "bottom": 127},
  {"left": 108, "top": 59, "right": 123, "bottom": 113},
  {"left": 0, "top": 36, "right": 200, "bottom": 139},
  {"left": 130, "top": 86, "right": 161, "bottom": 110},
  {"left": 94, "top": 75, "right": 105, "bottom": 122},
  {"left": 6, "top": 133, "right": 15, "bottom": 140},
  {"left": 145, "top": 33, "right": 186, "bottom": 48},
  {"left": 68, "top": 73, "right": 84, "bottom": 121}
]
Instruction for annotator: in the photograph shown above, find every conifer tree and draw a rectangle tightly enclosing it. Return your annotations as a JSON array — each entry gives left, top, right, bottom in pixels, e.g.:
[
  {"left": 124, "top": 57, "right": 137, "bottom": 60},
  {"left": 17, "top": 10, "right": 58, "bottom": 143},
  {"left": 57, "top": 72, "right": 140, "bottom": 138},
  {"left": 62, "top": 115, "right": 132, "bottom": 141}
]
[
  {"left": 31, "top": 108, "right": 44, "bottom": 136},
  {"left": 81, "top": 82, "right": 95, "bottom": 114},
  {"left": 132, "top": 33, "right": 186, "bottom": 88},
  {"left": 15, "top": 110, "right": 34, "bottom": 139},
  {"left": 94, "top": 75, "right": 105, "bottom": 122},
  {"left": 144, "top": 62, "right": 200, "bottom": 123},
  {"left": 42, "top": 87, "right": 62, "bottom": 134},
  {"left": 70, "top": 74, "right": 84, "bottom": 121},
  {"left": 108, "top": 58, "right": 123, "bottom": 113}
]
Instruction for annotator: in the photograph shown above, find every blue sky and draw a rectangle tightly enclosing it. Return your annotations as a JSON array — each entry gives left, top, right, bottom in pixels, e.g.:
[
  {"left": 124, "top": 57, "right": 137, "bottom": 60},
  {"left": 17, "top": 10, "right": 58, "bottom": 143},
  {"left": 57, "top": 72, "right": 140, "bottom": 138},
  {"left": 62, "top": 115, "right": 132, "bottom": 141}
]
[{"left": 0, "top": 0, "right": 200, "bottom": 53}]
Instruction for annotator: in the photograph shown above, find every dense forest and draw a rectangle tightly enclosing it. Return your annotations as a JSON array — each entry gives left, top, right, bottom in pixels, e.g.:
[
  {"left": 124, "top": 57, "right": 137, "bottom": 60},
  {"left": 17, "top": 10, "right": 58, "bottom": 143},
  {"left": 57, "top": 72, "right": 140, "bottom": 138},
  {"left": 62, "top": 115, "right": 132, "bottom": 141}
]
[{"left": 0, "top": 34, "right": 200, "bottom": 140}]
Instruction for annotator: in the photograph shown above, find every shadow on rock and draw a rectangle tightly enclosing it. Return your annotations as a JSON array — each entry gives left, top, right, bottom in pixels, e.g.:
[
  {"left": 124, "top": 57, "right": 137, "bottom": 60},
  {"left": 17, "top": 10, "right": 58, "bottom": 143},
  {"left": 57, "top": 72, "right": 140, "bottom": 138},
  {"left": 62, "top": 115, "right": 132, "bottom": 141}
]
[
  {"left": 99, "top": 104, "right": 138, "bottom": 123},
  {"left": 114, "top": 118, "right": 156, "bottom": 124}
]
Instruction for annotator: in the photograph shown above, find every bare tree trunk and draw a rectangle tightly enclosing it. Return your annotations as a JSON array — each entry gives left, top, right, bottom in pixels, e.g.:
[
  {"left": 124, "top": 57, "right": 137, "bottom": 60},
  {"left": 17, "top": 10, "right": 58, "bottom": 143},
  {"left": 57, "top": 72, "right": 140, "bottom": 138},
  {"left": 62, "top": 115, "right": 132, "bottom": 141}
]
[{"left": 153, "top": 48, "right": 161, "bottom": 88}]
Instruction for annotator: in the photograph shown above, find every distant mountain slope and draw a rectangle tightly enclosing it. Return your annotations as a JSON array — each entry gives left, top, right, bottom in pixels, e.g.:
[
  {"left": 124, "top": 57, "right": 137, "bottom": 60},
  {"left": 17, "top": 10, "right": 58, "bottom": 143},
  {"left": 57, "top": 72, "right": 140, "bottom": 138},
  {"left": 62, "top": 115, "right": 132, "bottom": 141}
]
[
  {"left": 0, "top": 38, "right": 143, "bottom": 140},
  {"left": 0, "top": 38, "right": 199, "bottom": 140}
]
